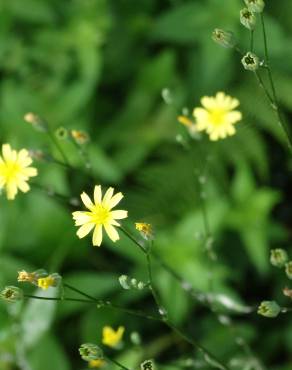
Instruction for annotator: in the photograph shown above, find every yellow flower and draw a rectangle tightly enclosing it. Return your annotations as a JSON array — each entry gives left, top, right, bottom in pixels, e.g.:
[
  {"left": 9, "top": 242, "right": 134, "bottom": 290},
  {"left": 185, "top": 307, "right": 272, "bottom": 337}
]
[
  {"left": 193, "top": 92, "right": 242, "bottom": 141},
  {"left": 72, "top": 186, "right": 128, "bottom": 247},
  {"left": 37, "top": 276, "right": 56, "bottom": 290},
  {"left": 89, "top": 359, "right": 106, "bottom": 368},
  {"left": 0, "top": 144, "right": 37, "bottom": 200},
  {"left": 71, "top": 130, "right": 89, "bottom": 145},
  {"left": 135, "top": 222, "right": 153, "bottom": 240},
  {"left": 102, "top": 326, "right": 124, "bottom": 348}
]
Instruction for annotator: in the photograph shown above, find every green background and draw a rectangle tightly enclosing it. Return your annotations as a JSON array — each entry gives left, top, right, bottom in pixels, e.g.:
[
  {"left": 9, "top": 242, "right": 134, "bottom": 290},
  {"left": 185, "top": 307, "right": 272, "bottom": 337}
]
[{"left": 0, "top": 0, "right": 292, "bottom": 369}]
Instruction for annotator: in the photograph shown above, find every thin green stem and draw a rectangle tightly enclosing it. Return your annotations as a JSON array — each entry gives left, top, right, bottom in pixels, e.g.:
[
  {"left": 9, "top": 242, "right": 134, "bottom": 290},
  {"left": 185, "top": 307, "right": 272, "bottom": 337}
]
[
  {"left": 259, "top": 13, "right": 292, "bottom": 151},
  {"left": 105, "top": 356, "right": 131, "bottom": 370},
  {"left": 64, "top": 283, "right": 97, "bottom": 301},
  {"left": 24, "top": 294, "right": 93, "bottom": 303},
  {"left": 47, "top": 128, "right": 71, "bottom": 166},
  {"left": 120, "top": 226, "right": 147, "bottom": 254},
  {"left": 250, "top": 30, "right": 254, "bottom": 52}
]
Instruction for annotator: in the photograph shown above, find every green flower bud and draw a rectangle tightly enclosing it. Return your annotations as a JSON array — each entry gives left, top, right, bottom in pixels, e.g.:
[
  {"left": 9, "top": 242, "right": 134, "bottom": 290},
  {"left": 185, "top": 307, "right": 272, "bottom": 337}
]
[
  {"left": 240, "top": 8, "right": 257, "bottom": 30},
  {"left": 79, "top": 343, "right": 103, "bottom": 361},
  {"left": 257, "top": 301, "right": 281, "bottom": 318},
  {"left": 141, "top": 360, "right": 155, "bottom": 370},
  {"left": 55, "top": 127, "right": 68, "bottom": 140},
  {"left": 270, "top": 249, "right": 288, "bottom": 268},
  {"left": 212, "top": 29, "right": 236, "bottom": 49},
  {"left": 0, "top": 286, "right": 23, "bottom": 303},
  {"left": 244, "top": 0, "right": 265, "bottom": 13},
  {"left": 119, "top": 275, "right": 131, "bottom": 290},
  {"left": 118, "top": 275, "right": 146, "bottom": 290},
  {"left": 130, "top": 331, "right": 141, "bottom": 346},
  {"left": 285, "top": 261, "right": 292, "bottom": 280},
  {"left": 241, "top": 52, "right": 259, "bottom": 71}
]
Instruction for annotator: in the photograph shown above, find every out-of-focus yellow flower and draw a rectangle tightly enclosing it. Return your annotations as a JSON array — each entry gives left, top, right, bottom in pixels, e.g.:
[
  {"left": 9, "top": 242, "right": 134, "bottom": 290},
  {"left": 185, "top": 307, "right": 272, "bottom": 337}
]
[
  {"left": 135, "top": 222, "right": 153, "bottom": 240},
  {"left": 72, "top": 186, "right": 128, "bottom": 247},
  {"left": 37, "top": 275, "right": 56, "bottom": 290},
  {"left": 177, "top": 115, "right": 193, "bottom": 128},
  {"left": 89, "top": 359, "right": 106, "bottom": 368},
  {"left": 0, "top": 144, "right": 37, "bottom": 200},
  {"left": 102, "top": 326, "right": 124, "bottom": 348},
  {"left": 193, "top": 92, "right": 242, "bottom": 141}
]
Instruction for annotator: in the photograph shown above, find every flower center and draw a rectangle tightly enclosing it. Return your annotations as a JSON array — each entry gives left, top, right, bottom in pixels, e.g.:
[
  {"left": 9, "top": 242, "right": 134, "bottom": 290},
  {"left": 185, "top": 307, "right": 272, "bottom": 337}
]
[
  {"left": 209, "top": 109, "right": 226, "bottom": 125},
  {"left": 1, "top": 161, "right": 21, "bottom": 182},
  {"left": 91, "top": 205, "right": 111, "bottom": 224}
]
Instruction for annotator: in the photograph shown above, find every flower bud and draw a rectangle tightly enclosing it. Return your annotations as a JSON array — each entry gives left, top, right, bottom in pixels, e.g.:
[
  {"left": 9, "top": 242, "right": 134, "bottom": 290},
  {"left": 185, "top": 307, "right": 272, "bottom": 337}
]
[
  {"left": 0, "top": 286, "right": 23, "bottom": 303},
  {"left": 118, "top": 275, "right": 145, "bottom": 290},
  {"left": 241, "top": 52, "right": 259, "bottom": 71},
  {"left": 55, "top": 127, "right": 68, "bottom": 140},
  {"left": 24, "top": 113, "right": 48, "bottom": 132},
  {"left": 257, "top": 300, "right": 281, "bottom": 318},
  {"left": 240, "top": 8, "right": 257, "bottom": 30},
  {"left": 270, "top": 249, "right": 288, "bottom": 268},
  {"left": 79, "top": 343, "right": 103, "bottom": 362},
  {"left": 212, "top": 29, "right": 236, "bottom": 49},
  {"left": 244, "top": 0, "right": 265, "bottom": 13},
  {"left": 285, "top": 261, "right": 292, "bottom": 280}
]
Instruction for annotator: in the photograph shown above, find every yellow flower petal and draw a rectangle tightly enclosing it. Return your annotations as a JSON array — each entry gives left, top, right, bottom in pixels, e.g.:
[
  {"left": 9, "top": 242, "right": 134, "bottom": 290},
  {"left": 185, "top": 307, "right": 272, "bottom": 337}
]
[
  {"left": 81, "top": 192, "right": 94, "bottom": 210},
  {"left": 110, "top": 210, "right": 128, "bottom": 219},
  {"left": 77, "top": 223, "right": 95, "bottom": 238},
  {"left": 102, "top": 187, "right": 114, "bottom": 208},
  {"left": 107, "top": 192, "right": 123, "bottom": 210},
  {"left": 94, "top": 185, "right": 102, "bottom": 204},
  {"left": 92, "top": 225, "right": 103, "bottom": 246},
  {"left": 104, "top": 224, "right": 120, "bottom": 242}
]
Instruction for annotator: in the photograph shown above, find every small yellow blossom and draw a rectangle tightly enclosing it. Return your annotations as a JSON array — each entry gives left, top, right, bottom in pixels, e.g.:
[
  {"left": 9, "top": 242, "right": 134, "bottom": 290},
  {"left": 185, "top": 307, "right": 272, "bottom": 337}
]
[
  {"left": 135, "top": 222, "right": 153, "bottom": 240},
  {"left": 0, "top": 144, "right": 38, "bottom": 200},
  {"left": 102, "top": 326, "right": 124, "bottom": 348},
  {"left": 37, "top": 275, "right": 56, "bottom": 290},
  {"left": 72, "top": 186, "right": 128, "bottom": 247},
  {"left": 89, "top": 359, "right": 106, "bottom": 368},
  {"left": 17, "top": 270, "right": 36, "bottom": 283},
  {"left": 193, "top": 92, "right": 242, "bottom": 141}
]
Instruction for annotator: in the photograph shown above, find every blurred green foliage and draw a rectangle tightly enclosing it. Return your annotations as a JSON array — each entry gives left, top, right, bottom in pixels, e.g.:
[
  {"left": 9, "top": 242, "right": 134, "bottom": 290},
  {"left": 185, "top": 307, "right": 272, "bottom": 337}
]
[{"left": 0, "top": 0, "right": 292, "bottom": 369}]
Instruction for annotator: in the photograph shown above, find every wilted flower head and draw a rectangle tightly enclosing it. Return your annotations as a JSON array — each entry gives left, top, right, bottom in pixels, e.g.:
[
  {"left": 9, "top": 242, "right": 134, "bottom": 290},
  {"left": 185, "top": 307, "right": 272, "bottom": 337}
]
[
  {"left": 270, "top": 249, "right": 288, "bottom": 268},
  {"left": 0, "top": 144, "right": 38, "bottom": 200},
  {"left": 72, "top": 185, "right": 128, "bottom": 247},
  {"left": 244, "top": 0, "right": 265, "bottom": 13},
  {"left": 193, "top": 92, "right": 242, "bottom": 141},
  {"left": 141, "top": 360, "right": 155, "bottom": 370},
  {"left": 71, "top": 130, "right": 90, "bottom": 145},
  {"left": 135, "top": 222, "right": 153, "bottom": 240},
  {"left": 240, "top": 8, "right": 257, "bottom": 30},
  {"left": 285, "top": 261, "right": 292, "bottom": 280},
  {"left": 102, "top": 326, "right": 124, "bottom": 348},
  {"left": 0, "top": 286, "right": 23, "bottom": 303},
  {"left": 241, "top": 52, "right": 259, "bottom": 71},
  {"left": 18, "top": 270, "right": 36, "bottom": 283},
  {"left": 257, "top": 301, "right": 281, "bottom": 318},
  {"left": 212, "top": 29, "right": 236, "bottom": 49},
  {"left": 79, "top": 343, "right": 103, "bottom": 362}
]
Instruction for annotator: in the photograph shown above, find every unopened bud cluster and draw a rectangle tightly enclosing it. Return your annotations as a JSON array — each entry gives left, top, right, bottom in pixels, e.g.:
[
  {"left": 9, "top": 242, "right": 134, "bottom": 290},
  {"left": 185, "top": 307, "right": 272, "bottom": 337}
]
[
  {"left": 119, "top": 275, "right": 146, "bottom": 290},
  {"left": 17, "top": 269, "right": 61, "bottom": 290}
]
